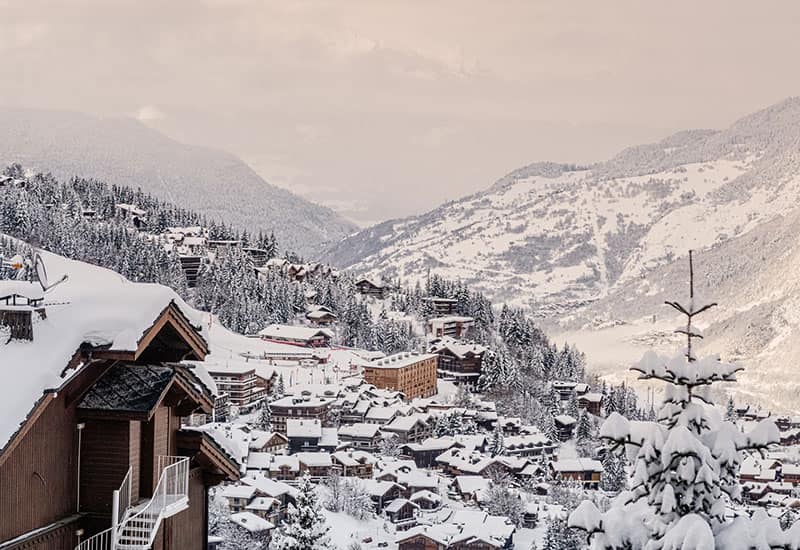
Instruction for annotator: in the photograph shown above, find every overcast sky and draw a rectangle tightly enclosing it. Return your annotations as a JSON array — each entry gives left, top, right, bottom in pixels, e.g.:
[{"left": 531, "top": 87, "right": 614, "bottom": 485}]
[{"left": 1, "top": 1, "right": 800, "bottom": 225}]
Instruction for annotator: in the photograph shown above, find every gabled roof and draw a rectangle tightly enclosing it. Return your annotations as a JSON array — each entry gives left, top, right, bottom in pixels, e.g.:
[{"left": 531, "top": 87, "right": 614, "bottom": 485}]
[
  {"left": 230, "top": 511, "right": 274, "bottom": 533},
  {"left": 177, "top": 429, "right": 241, "bottom": 481},
  {"left": 0, "top": 251, "right": 208, "bottom": 456},
  {"left": 286, "top": 419, "right": 322, "bottom": 439},
  {"left": 428, "top": 337, "right": 487, "bottom": 359},
  {"left": 384, "top": 498, "right": 418, "bottom": 514},
  {"left": 258, "top": 324, "right": 334, "bottom": 341},
  {"left": 78, "top": 364, "right": 175, "bottom": 420}
]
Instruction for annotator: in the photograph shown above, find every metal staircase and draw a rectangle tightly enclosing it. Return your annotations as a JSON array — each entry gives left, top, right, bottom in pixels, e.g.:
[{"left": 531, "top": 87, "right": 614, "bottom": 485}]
[{"left": 76, "top": 456, "right": 190, "bottom": 550}]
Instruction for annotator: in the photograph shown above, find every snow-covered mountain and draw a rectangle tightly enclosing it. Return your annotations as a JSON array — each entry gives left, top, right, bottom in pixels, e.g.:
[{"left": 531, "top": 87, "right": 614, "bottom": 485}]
[
  {"left": 324, "top": 98, "right": 800, "bottom": 310},
  {"left": 0, "top": 108, "right": 357, "bottom": 256},
  {"left": 324, "top": 98, "right": 800, "bottom": 410}
]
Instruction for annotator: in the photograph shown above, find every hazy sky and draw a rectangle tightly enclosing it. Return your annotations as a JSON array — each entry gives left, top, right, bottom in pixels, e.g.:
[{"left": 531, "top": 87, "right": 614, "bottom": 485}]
[{"left": 2, "top": 1, "right": 800, "bottom": 225}]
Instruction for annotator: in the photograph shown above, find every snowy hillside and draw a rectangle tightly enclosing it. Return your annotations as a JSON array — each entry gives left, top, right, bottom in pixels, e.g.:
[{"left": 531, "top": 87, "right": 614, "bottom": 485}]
[
  {"left": 0, "top": 108, "right": 357, "bottom": 255},
  {"left": 324, "top": 98, "right": 800, "bottom": 312},
  {"left": 555, "top": 208, "right": 800, "bottom": 414}
]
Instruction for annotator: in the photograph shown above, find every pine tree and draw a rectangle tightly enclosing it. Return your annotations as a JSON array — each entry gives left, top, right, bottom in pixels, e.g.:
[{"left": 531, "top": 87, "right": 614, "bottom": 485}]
[
  {"left": 488, "top": 422, "right": 505, "bottom": 457},
  {"left": 541, "top": 410, "right": 559, "bottom": 443},
  {"left": 256, "top": 402, "right": 272, "bottom": 432},
  {"left": 543, "top": 518, "right": 580, "bottom": 550},
  {"left": 600, "top": 451, "right": 625, "bottom": 493},
  {"left": 434, "top": 414, "right": 451, "bottom": 437},
  {"left": 569, "top": 252, "right": 783, "bottom": 549},
  {"left": 270, "top": 375, "right": 286, "bottom": 401},
  {"left": 271, "top": 474, "right": 334, "bottom": 550},
  {"left": 724, "top": 395, "right": 737, "bottom": 422}
]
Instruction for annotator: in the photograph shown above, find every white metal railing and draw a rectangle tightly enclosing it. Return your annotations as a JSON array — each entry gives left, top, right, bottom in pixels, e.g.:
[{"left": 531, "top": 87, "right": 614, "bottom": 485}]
[
  {"left": 76, "top": 527, "right": 113, "bottom": 550},
  {"left": 115, "top": 467, "right": 133, "bottom": 526},
  {"left": 115, "top": 456, "right": 190, "bottom": 549},
  {"left": 75, "top": 467, "right": 132, "bottom": 550},
  {"left": 74, "top": 458, "right": 189, "bottom": 550}
]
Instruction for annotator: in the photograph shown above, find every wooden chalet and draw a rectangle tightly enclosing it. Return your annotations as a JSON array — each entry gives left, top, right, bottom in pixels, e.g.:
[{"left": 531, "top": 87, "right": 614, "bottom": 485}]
[
  {"left": 549, "top": 458, "right": 603, "bottom": 488},
  {"left": 355, "top": 278, "right": 389, "bottom": 299},
  {"left": 428, "top": 338, "right": 486, "bottom": 386},
  {"left": 0, "top": 279, "right": 239, "bottom": 550},
  {"left": 422, "top": 297, "right": 459, "bottom": 316}
]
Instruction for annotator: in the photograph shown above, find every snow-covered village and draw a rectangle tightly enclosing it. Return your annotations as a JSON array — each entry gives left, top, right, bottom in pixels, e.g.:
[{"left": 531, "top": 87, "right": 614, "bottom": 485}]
[{"left": 4, "top": 3, "right": 800, "bottom": 550}]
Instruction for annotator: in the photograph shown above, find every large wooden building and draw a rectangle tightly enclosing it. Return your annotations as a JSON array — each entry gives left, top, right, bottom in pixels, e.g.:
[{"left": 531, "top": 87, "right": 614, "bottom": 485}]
[
  {"left": 206, "top": 365, "right": 270, "bottom": 414},
  {"left": 426, "top": 316, "right": 475, "bottom": 339},
  {"left": 257, "top": 324, "right": 333, "bottom": 348},
  {"left": 0, "top": 275, "right": 239, "bottom": 550},
  {"left": 428, "top": 338, "right": 487, "bottom": 386},
  {"left": 362, "top": 353, "right": 438, "bottom": 400}
]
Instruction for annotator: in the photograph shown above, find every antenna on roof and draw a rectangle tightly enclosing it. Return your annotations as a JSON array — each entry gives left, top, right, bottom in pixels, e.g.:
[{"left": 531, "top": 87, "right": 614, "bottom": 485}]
[{"left": 33, "top": 252, "right": 68, "bottom": 293}]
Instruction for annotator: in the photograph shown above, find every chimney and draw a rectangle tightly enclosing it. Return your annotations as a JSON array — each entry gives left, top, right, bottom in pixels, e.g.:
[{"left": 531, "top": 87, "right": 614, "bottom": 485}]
[
  {"left": 0, "top": 309, "right": 34, "bottom": 341},
  {"left": 0, "top": 291, "right": 45, "bottom": 341}
]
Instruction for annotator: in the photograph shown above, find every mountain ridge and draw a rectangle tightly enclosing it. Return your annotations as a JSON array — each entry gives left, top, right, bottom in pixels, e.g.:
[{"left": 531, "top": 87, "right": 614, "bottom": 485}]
[
  {"left": 322, "top": 97, "right": 800, "bottom": 410},
  {"left": 0, "top": 107, "right": 357, "bottom": 256}
]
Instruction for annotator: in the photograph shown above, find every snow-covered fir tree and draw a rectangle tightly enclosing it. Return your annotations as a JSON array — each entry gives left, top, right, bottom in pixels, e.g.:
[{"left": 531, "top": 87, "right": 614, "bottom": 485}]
[
  {"left": 543, "top": 517, "right": 581, "bottom": 550},
  {"left": 724, "top": 395, "right": 737, "bottom": 422},
  {"left": 600, "top": 451, "right": 626, "bottom": 494},
  {"left": 569, "top": 252, "right": 786, "bottom": 549},
  {"left": 483, "top": 473, "right": 524, "bottom": 526},
  {"left": 488, "top": 422, "right": 505, "bottom": 457},
  {"left": 256, "top": 402, "right": 272, "bottom": 432},
  {"left": 271, "top": 474, "right": 335, "bottom": 550},
  {"left": 269, "top": 375, "right": 286, "bottom": 401}
]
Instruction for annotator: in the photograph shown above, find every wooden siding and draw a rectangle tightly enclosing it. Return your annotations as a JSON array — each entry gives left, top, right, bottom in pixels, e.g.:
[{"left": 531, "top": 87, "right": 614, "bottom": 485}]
[
  {"left": 162, "top": 468, "right": 208, "bottom": 550},
  {"left": 1, "top": 521, "right": 77, "bottom": 550},
  {"left": 363, "top": 356, "right": 438, "bottom": 400},
  {"left": 80, "top": 419, "right": 137, "bottom": 517},
  {"left": 0, "top": 360, "right": 115, "bottom": 544}
]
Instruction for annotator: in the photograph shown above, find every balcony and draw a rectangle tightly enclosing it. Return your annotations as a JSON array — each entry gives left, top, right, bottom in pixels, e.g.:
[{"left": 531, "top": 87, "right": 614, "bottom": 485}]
[{"left": 75, "top": 456, "right": 190, "bottom": 550}]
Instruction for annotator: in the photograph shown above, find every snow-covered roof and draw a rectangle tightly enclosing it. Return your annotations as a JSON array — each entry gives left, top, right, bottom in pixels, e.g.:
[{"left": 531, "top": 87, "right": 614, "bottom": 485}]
[
  {"left": 258, "top": 324, "right": 334, "bottom": 341},
  {"left": 268, "top": 455, "right": 300, "bottom": 472},
  {"left": 504, "top": 433, "right": 552, "bottom": 449},
  {"left": 397, "top": 470, "right": 438, "bottom": 489},
  {"left": 370, "top": 352, "right": 437, "bottom": 369},
  {"left": 0, "top": 251, "right": 207, "bottom": 453},
  {"left": 338, "top": 423, "right": 381, "bottom": 439},
  {"left": 361, "top": 479, "right": 402, "bottom": 497},
  {"left": 296, "top": 452, "right": 332, "bottom": 468},
  {"left": 245, "top": 497, "right": 279, "bottom": 512},
  {"left": 230, "top": 511, "right": 274, "bottom": 533},
  {"left": 428, "top": 336, "right": 487, "bottom": 359},
  {"left": 383, "top": 413, "right": 428, "bottom": 432},
  {"left": 306, "top": 310, "right": 336, "bottom": 320},
  {"left": 397, "top": 510, "right": 514, "bottom": 548},
  {"left": 404, "top": 436, "right": 456, "bottom": 452},
  {"left": 455, "top": 475, "right": 490, "bottom": 494},
  {"left": 0, "top": 280, "right": 44, "bottom": 301},
  {"left": 579, "top": 392, "right": 603, "bottom": 403},
  {"left": 554, "top": 414, "right": 577, "bottom": 425},
  {"left": 331, "top": 450, "right": 377, "bottom": 467},
  {"left": 190, "top": 423, "right": 250, "bottom": 468},
  {"left": 286, "top": 418, "right": 322, "bottom": 439},
  {"left": 365, "top": 406, "right": 400, "bottom": 421},
  {"left": 249, "top": 431, "right": 287, "bottom": 450},
  {"left": 550, "top": 458, "right": 603, "bottom": 473},
  {"left": 221, "top": 484, "right": 258, "bottom": 499},
  {"left": 427, "top": 316, "right": 474, "bottom": 324},
  {"left": 384, "top": 498, "right": 417, "bottom": 514},
  {"left": 246, "top": 452, "right": 274, "bottom": 470},
  {"left": 409, "top": 490, "right": 441, "bottom": 503},
  {"left": 241, "top": 473, "right": 298, "bottom": 498},
  {"left": 320, "top": 427, "right": 339, "bottom": 448}
]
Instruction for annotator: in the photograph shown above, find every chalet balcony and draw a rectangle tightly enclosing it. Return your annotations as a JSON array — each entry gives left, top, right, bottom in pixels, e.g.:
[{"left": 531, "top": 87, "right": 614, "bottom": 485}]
[{"left": 75, "top": 456, "right": 190, "bottom": 550}]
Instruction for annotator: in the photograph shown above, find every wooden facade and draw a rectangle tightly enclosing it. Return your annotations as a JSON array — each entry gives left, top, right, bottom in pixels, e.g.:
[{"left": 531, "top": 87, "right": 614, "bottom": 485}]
[
  {"left": 0, "top": 302, "right": 239, "bottom": 549},
  {"left": 362, "top": 353, "right": 438, "bottom": 400}
]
